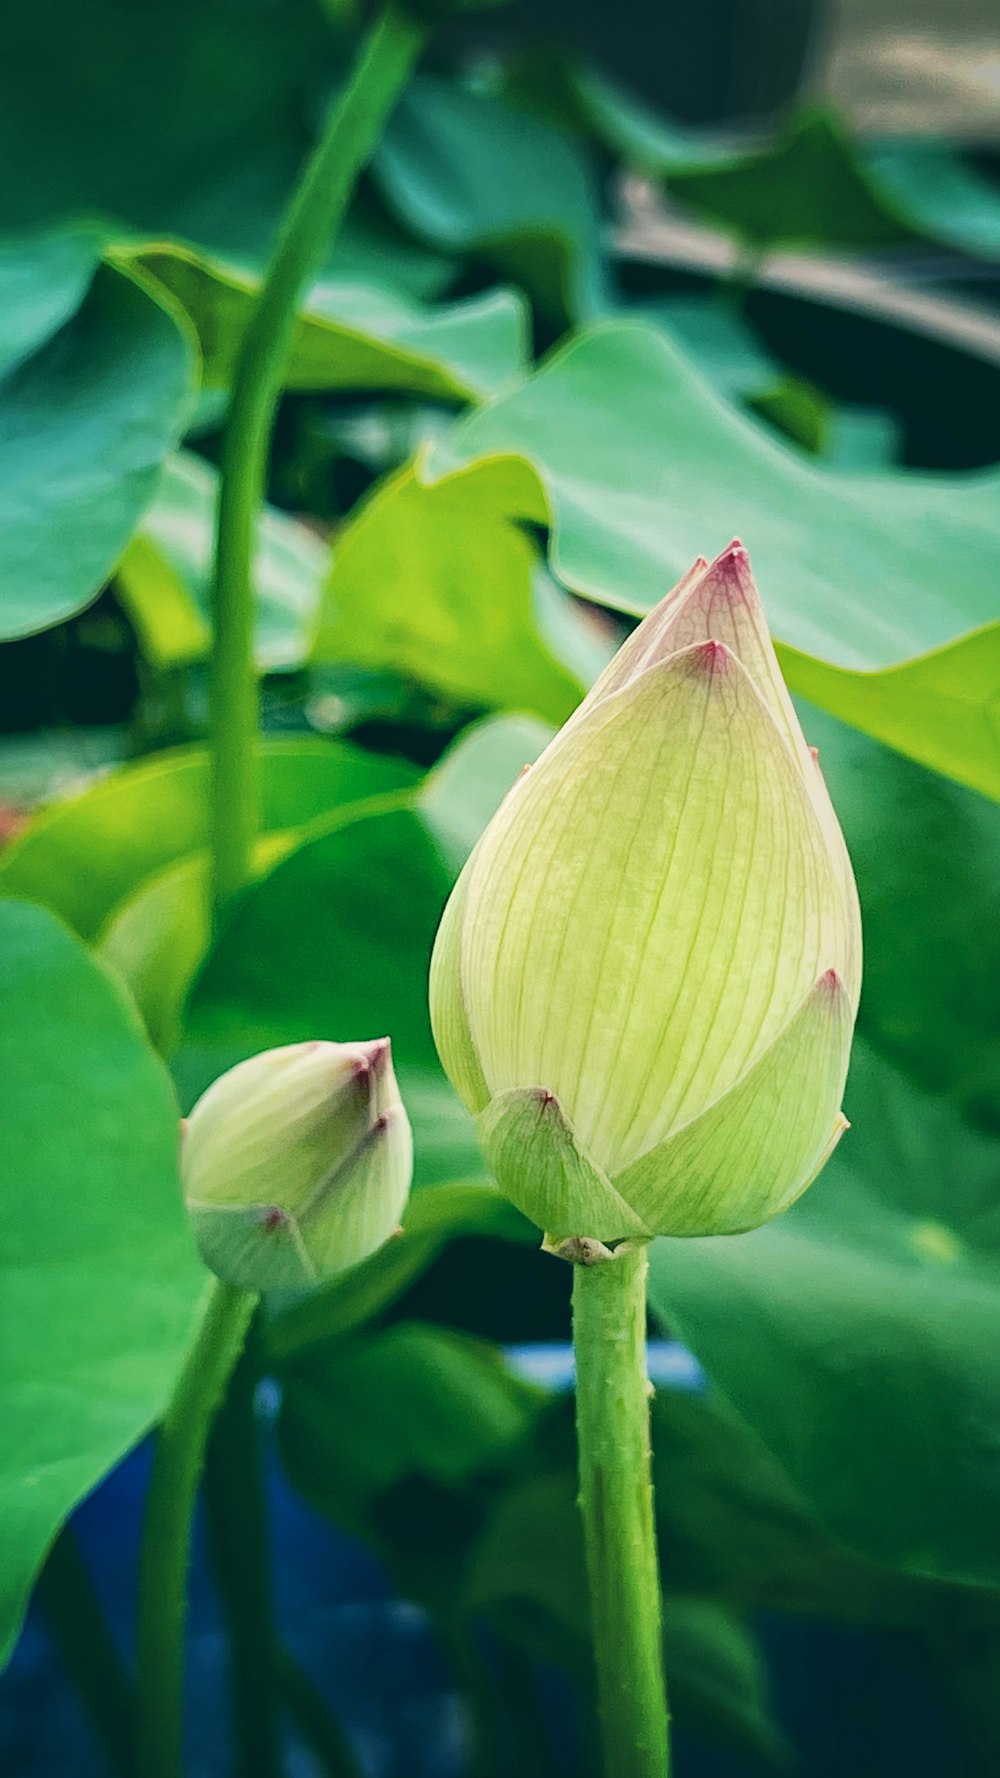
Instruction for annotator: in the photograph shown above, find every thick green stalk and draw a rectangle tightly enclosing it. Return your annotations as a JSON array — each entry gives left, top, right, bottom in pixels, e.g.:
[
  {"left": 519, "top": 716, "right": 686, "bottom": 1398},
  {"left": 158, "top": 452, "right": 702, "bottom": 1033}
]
[
  {"left": 572, "top": 1242, "right": 670, "bottom": 1778},
  {"left": 208, "top": 1, "right": 428, "bottom": 918},
  {"left": 136, "top": 1280, "right": 258, "bottom": 1778}
]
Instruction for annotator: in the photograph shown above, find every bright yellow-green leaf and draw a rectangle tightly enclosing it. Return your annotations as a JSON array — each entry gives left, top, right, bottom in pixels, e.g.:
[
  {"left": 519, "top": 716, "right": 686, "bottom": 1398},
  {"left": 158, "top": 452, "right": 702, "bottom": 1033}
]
[
  {"left": 117, "top": 451, "right": 326, "bottom": 671},
  {"left": 429, "top": 322, "right": 1000, "bottom": 800},
  {"left": 128, "top": 241, "right": 528, "bottom": 404},
  {"left": 314, "top": 455, "right": 593, "bottom": 723}
]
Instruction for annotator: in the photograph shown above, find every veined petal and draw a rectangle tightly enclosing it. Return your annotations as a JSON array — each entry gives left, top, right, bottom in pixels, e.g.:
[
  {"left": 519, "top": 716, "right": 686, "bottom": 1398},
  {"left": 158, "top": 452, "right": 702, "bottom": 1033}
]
[
  {"left": 662, "top": 543, "right": 812, "bottom": 765},
  {"left": 615, "top": 968, "right": 854, "bottom": 1234},
  {"left": 578, "top": 555, "right": 709, "bottom": 709},
  {"left": 477, "top": 1087, "right": 650, "bottom": 1243},
  {"left": 429, "top": 857, "right": 491, "bottom": 1115},
  {"left": 659, "top": 542, "right": 862, "bottom": 1005},
  {"left": 303, "top": 1101, "right": 413, "bottom": 1279},
  {"left": 460, "top": 640, "right": 856, "bottom": 1177}
]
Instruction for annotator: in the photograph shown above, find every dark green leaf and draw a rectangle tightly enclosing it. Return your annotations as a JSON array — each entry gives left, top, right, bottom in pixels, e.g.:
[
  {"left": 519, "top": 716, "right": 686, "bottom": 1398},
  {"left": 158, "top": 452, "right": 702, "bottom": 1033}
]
[
  {"left": 662, "top": 109, "right": 922, "bottom": 254},
  {"left": 0, "top": 259, "right": 196, "bottom": 641},
  {"left": 374, "top": 77, "right": 608, "bottom": 326},
  {"left": 864, "top": 143, "right": 1000, "bottom": 263},
  {"left": 0, "top": 900, "right": 203, "bottom": 1664},
  {"left": 0, "top": 0, "right": 329, "bottom": 258},
  {"left": 131, "top": 243, "right": 528, "bottom": 405}
]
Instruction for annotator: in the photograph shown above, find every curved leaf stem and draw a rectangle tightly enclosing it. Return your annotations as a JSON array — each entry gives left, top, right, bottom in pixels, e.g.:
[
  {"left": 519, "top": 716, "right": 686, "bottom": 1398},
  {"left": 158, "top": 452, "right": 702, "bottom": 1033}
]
[{"left": 208, "top": 1, "right": 428, "bottom": 919}]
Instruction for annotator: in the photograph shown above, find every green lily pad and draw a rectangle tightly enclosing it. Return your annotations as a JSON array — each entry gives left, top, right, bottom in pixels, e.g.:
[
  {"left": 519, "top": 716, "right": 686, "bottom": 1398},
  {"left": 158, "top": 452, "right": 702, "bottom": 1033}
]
[
  {"left": 0, "top": 0, "right": 329, "bottom": 255},
  {"left": 517, "top": 58, "right": 1000, "bottom": 267},
  {"left": 429, "top": 321, "right": 1000, "bottom": 800},
  {"left": 116, "top": 452, "right": 327, "bottom": 671},
  {"left": 313, "top": 455, "right": 601, "bottom": 723},
  {"left": 661, "top": 108, "right": 923, "bottom": 254},
  {"left": 0, "top": 225, "right": 102, "bottom": 370},
  {"left": 0, "top": 257, "right": 196, "bottom": 642},
  {"left": 130, "top": 243, "right": 529, "bottom": 405},
  {"left": 0, "top": 899, "right": 203, "bottom": 1665},
  {"left": 373, "top": 76, "right": 607, "bottom": 327},
  {"left": 863, "top": 143, "right": 1000, "bottom": 264},
  {"left": 0, "top": 737, "right": 417, "bottom": 941}
]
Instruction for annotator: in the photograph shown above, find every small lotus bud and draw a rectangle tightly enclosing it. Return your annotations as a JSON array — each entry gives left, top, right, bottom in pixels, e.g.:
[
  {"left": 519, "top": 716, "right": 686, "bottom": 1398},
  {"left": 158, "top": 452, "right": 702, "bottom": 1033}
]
[
  {"left": 430, "top": 542, "right": 861, "bottom": 1243},
  {"left": 183, "top": 1040, "right": 412, "bottom": 1290}
]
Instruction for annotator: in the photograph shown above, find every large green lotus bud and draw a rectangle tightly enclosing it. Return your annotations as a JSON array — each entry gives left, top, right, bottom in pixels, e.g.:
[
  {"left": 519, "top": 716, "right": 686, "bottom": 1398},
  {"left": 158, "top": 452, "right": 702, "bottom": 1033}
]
[
  {"left": 183, "top": 1040, "right": 412, "bottom": 1289},
  {"left": 430, "top": 543, "right": 861, "bottom": 1245}
]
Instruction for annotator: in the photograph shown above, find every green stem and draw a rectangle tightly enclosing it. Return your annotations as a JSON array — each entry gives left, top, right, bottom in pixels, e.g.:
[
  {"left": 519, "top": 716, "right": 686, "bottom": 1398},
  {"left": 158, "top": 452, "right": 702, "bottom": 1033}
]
[
  {"left": 572, "top": 1242, "right": 670, "bottom": 1778},
  {"left": 203, "top": 1327, "right": 281, "bottom": 1778},
  {"left": 136, "top": 1279, "right": 258, "bottom": 1778},
  {"left": 279, "top": 1647, "right": 364, "bottom": 1778},
  {"left": 36, "top": 1524, "right": 135, "bottom": 1778},
  {"left": 208, "top": 0, "right": 429, "bottom": 920}
]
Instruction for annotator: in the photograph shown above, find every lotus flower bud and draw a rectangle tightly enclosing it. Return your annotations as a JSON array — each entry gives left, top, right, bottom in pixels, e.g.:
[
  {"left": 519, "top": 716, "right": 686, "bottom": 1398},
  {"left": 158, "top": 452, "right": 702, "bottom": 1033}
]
[
  {"left": 183, "top": 1040, "right": 412, "bottom": 1290},
  {"left": 430, "top": 543, "right": 861, "bottom": 1245}
]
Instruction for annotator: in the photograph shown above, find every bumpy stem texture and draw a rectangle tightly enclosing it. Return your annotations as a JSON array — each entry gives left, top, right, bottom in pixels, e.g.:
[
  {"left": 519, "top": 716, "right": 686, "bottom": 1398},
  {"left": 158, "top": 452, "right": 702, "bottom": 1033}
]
[
  {"left": 572, "top": 1243, "right": 670, "bottom": 1778},
  {"left": 136, "top": 1280, "right": 258, "bottom": 1778},
  {"left": 208, "top": 2, "right": 428, "bottom": 918}
]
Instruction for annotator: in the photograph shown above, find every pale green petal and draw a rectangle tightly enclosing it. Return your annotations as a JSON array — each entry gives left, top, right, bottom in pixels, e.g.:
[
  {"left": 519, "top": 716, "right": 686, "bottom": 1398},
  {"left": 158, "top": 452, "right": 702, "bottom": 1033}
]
[
  {"left": 302, "top": 1102, "right": 413, "bottom": 1278},
  {"left": 574, "top": 555, "right": 709, "bottom": 711},
  {"left": 661, "top": 544, "right": 861, "bottom": 1006},
  {"left": 461, "top": 641, "right": 855, "bottom": 1177},
  {"left": 183, "top": 1042, "right": 376, "bottom": 1214},
  {"left": 616, "top": 969, "right": 853, "bottom": 1235},
  {"left": 663, "top": 543, "right": 814, "bottom": 764},
  {"left": 477, "top": 1087, "right": 650, "bottom": 1242},
  {"left": 581, "top": 543, "right": 861, "bottom": 1009},
  {"left": 428, "top": 856, "right": 491, "bottom": 1115}
]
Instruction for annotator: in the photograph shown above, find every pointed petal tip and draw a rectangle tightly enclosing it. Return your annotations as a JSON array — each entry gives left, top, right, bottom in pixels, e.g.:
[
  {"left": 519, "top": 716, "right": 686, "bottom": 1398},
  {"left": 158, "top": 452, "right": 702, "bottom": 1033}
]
[
  {"left": 261, "top": 1205, "right": 293, "bottom": 1233},
  {"left": 702, "top": 538, "right": 755, "bottom": 601},
  {"left": 813, "top": 968, "right": 852, "bottom": 1015},
  {"left": 364, "top": 1035, "right": 392, "bottom": 1073},
  {"left": 531, "top": 1086, "right": 560, "bottom": 1114},
  {"left": 688, "top": 638, "right": 734, "bottom": 677}
]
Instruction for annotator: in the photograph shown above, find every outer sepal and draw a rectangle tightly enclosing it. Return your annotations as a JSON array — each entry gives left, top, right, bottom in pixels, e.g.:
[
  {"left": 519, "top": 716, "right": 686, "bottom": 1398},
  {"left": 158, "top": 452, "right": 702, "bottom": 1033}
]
[{"left": 476, "top": 1087, "right": 650, "bottom": 1244}]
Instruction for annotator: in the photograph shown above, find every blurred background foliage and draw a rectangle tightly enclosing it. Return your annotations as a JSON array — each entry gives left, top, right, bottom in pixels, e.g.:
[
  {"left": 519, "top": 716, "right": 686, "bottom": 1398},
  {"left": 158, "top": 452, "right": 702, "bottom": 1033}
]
[{"left": 1, "top": 0, "right": 1000, "bottom": 1773}]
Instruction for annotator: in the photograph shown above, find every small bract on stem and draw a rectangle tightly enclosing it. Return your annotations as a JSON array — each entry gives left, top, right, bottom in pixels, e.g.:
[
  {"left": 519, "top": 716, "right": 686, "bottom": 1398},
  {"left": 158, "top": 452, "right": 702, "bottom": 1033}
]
[{"left": 429, "top": 541, "right": 862, "bottom": 1778}]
